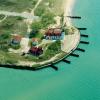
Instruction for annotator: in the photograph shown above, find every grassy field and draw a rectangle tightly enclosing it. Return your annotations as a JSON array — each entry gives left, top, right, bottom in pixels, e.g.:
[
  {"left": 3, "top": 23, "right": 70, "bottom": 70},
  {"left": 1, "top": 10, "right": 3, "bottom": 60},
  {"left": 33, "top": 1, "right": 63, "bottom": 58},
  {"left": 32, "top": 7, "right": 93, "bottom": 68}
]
[
  {"left": 35, "top": 0, "right": 65, "bottom": 16},
  {"left": 0, "top": 0, "right": 37, "bottom": 12},
  {"left": 0, "top": 51, "right": 29, "bottom": 64},
  {"left": 0, "top": 16, "right": 27, "bottom": 36}
]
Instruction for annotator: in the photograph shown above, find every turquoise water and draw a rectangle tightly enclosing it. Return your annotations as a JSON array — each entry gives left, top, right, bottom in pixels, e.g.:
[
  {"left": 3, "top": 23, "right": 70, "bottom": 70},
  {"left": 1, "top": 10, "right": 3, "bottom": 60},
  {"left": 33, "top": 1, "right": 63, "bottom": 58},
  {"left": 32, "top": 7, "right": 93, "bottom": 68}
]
[{"left": 0, "top": 0, "right": 100, "bottom": 100}]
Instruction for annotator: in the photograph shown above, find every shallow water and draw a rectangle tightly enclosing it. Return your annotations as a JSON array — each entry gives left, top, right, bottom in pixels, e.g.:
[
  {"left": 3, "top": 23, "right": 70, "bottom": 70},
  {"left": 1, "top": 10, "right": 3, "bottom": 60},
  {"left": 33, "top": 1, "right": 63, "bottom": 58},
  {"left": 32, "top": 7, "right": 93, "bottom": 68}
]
[{"left": 0, "top": 0, "right": 100, "bottom": 100}]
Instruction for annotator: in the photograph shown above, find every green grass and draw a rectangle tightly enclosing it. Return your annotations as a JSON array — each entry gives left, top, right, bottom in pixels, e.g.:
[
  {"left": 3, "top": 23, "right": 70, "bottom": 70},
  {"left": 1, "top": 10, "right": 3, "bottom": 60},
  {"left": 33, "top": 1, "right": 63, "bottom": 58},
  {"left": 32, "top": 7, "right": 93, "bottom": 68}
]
[
  {"left": 0, "top": 0, "right": 37, "bottom": 12},
  {"left": 0, "top": 14, "right": 5, "bottom": 20},
  {"left": 0, "top": 16, "right": 27, "bottom": 36},
  {"left": 35, "top": 0, "right": 65, "bottom": 16},
  {"left": 0, "top": 51, "right": 27, "bottom": 64}
]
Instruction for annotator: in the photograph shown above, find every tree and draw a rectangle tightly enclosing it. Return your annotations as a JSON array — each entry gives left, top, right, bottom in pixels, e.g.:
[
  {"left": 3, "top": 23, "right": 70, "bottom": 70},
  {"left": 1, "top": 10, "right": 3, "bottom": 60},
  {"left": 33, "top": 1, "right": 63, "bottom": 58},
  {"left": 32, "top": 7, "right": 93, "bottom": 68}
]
[
  {"left": 0, "top": 32, "right": 10, "bottom": 51},
  {"left": 0, "top": 33, "right": 9, "bottom": 40},
  {"left": 41, "top": 12, "right": 55, "bottom": 27},
  {"left": 34, "top": 6, "right": 45, "bottom": 16},
  {"left": 31, "top": 21, "right": 43, "bottom": 33},
  {"left": 48, "top": 40, "right": 61, "bottom": 52},
  {"left": 30, "top": 21, "right": 43, "bottom": 38}
]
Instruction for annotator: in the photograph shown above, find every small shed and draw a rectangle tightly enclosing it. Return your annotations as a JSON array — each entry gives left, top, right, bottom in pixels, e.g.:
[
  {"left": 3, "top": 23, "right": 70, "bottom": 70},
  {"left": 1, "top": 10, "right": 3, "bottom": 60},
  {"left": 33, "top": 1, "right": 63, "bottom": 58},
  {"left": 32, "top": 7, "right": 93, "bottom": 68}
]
[
  {"left": 31, "top": 38, "right": 39, "bottom": 46},
  {"left": 29, "top": 47, "right": 43, "bottom": 56},
  {"left": 45, "top": 28, "right": 64, "bottom": 40}
]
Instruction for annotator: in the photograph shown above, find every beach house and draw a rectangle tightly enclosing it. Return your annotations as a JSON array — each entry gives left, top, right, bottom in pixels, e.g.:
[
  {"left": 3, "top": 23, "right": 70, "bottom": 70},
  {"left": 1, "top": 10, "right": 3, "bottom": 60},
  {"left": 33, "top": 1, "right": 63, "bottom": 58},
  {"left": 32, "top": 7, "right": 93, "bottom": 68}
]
[
  {"left": 45, "top": 28, "right": 65, "bottom": 40},
  {"left": 31, "top": 38, "right": 39, "bottom": 46},
  {"left": 29, "top": 47, "right": 43, "bottom": 56}
]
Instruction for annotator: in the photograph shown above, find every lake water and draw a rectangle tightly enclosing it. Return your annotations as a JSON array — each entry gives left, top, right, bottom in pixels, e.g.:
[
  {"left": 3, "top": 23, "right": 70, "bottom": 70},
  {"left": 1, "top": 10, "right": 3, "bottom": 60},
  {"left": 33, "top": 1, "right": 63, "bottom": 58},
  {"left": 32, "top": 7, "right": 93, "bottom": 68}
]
[{"left": 0, "top": 0, "right": 100, "bottom": 100}]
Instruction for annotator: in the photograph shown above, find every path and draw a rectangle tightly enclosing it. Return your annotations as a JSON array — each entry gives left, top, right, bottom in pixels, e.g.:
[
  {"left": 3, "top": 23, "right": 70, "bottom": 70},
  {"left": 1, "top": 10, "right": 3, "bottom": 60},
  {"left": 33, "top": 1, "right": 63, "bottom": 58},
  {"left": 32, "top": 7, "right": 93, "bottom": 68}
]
[
  {"left": 26, "top": 0, "right": 43, "bottom": 33},
  {"left": 0, "top": 11, "right": 38, "bottom": 20},
  {"left": 0, "top": 15, "right": 7, "bottom": 23},
  {"left": 34, "top": 0, "right": 43, "bottom": 11}
]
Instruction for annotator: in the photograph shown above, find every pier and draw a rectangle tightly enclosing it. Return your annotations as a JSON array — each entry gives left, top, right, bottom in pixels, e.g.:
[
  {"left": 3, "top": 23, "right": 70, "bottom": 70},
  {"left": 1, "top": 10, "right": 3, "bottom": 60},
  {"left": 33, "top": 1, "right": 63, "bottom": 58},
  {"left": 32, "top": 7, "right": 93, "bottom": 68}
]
[
  {"left": 76, "top": 48, "right": 85, "bottom": 52},
  {"left": 62, "top": 59, "right": 71, "bottom": 64},
  {"left": 77, "top": 28, "right": 87, "bottom": 30},
  {"left": 70, "top": 53, "right": 79, "bottom": 57},
  {"left": 0, "top": 64, "right": 36, "bottom": 71},
  {"left": 50, "top": 64, "right": 58, "bottom": 71},
  {"left": 80, "top": 41, "right": 89, "bottom": 44},
  {"left": 81, "top": 34, "right": 89, "bottom": 37},
  {"left": 67, "top": 16, "right": 81, "bottom": 19}
]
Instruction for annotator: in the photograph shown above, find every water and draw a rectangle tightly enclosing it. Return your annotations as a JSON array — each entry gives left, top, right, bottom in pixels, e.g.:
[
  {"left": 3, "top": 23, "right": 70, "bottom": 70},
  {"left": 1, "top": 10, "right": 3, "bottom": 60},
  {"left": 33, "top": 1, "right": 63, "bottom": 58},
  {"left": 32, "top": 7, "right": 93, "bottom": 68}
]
[{"left": 0, "top": 0, "right": 100, "bottom": 100}]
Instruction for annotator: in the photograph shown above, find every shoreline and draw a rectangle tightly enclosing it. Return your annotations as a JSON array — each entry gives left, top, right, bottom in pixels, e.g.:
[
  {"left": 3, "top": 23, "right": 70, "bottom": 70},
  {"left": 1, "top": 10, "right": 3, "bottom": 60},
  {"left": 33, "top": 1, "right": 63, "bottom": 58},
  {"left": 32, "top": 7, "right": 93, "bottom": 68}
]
[{"left": 64, "top": 0, "right": 76, "bottom": 26}]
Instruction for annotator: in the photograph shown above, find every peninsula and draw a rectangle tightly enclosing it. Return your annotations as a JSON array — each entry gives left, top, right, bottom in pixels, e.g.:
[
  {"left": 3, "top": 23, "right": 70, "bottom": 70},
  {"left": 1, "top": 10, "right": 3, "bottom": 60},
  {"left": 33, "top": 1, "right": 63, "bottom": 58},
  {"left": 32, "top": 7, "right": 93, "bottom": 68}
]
[{"left": 0, "top": 0, "right": 80, "bottom": 69}]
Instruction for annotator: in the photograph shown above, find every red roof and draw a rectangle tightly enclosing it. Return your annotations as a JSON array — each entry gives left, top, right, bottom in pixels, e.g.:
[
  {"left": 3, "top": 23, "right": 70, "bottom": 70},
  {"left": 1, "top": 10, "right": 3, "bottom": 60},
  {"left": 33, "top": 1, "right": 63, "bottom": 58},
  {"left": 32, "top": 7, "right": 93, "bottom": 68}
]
[
  {"left": 54, "top": 29, "right": 62, "bottom": 35},
  {"left": 13, "top": 35, "right": 22, "bottom": 41},
  {"left": 32, "top": 38, "right": 39, "bottom": 42},
  {"left": 30, "top": 47, "right": 42, "bottom": 52},
  {"left": 45, "top": 28, "right": 62, "bottom": 36},
  {"left": 47, "top": 29, "right": 54, "bottom": 34}
]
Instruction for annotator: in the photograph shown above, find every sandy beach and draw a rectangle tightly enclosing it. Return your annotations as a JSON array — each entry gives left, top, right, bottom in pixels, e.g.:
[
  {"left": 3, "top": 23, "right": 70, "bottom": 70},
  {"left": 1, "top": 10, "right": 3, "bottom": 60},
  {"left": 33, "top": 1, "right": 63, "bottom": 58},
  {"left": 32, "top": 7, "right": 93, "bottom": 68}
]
[
  {"left": 62, "top": 0, "right": 80, "bottom": 52},
  {"left": 64, "top": 0, "right": 76, "bottom": 26}
]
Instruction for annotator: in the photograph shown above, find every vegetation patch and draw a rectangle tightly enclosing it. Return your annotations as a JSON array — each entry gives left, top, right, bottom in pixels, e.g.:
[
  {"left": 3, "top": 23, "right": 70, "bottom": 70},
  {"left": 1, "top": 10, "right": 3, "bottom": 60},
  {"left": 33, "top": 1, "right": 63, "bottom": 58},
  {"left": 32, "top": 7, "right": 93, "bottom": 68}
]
[
  {"left": 0, "top": 16, "right": 27, "bottom": 36},
  {"left": 0, "top": 0, "right": 37, "bottom": 12}
]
